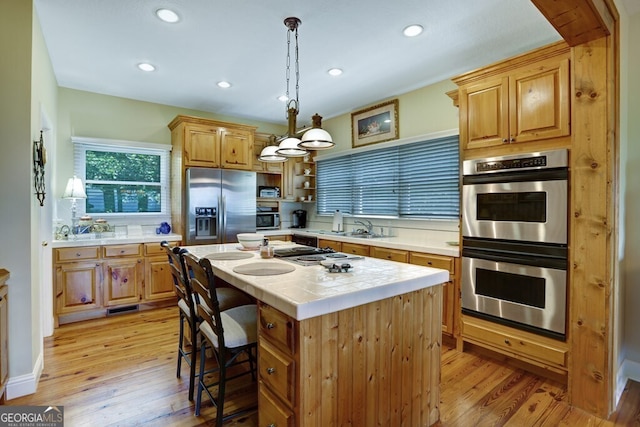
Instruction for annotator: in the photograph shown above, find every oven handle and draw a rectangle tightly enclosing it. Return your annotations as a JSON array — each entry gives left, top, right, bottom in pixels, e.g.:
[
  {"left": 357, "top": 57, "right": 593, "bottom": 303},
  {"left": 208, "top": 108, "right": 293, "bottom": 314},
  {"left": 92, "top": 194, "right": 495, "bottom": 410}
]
[
  {"left": 462, "top": 247, "right": 567, "bottom": 270},
  {"left": 463, "top": 167, "right": 567, "bottom": 185}
]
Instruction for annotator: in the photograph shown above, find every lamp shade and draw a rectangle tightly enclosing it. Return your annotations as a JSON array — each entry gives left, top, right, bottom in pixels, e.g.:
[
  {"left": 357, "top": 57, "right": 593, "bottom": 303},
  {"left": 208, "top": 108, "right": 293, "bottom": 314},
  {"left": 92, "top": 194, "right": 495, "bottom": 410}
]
[
  {"left": 259, "top": 145, "right": 288, "bottom": 162},
  {"left": 299, "top": 113, "right": 334, "bottom": 149},
  {"left": 276, "top": 136, "right": 308, "bottom": 157},
  {"left": 63, "top": 176, "right": 87, "bottom": 199}
]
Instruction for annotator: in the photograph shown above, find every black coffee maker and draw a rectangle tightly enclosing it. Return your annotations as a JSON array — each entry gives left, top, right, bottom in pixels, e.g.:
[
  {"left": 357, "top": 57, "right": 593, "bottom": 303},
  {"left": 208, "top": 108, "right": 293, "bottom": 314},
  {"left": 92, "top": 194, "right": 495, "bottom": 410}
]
[{"left": 291, "top": 209, "right": 307, "bottom": 228}]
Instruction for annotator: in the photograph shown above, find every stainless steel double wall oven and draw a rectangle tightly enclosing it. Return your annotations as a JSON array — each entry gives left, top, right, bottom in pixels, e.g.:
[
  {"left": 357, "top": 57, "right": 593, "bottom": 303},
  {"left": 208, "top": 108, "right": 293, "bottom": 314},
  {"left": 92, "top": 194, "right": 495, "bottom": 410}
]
[{"left": 461, "top": 149, "right": 568, "bottom": 340}]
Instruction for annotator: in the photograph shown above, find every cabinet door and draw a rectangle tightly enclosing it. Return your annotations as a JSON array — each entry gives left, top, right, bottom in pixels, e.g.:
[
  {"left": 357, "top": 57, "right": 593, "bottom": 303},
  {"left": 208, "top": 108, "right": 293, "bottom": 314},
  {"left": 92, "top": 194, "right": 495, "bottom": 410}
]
[
  {"left": 56, "top": 261, "right": 102, "bottom": 313},
  {"left": 221, "top": 129, "right": 253, "bottom": 170},
  {"left": 459, "top": 76, "right": 509, "bottom": 150},
  {"left": 253, "top": 133, "right": 283, "bottom": 173},
  {"left": 318, "top": 239, "right": 341, "bottom": 252},
  {"left": 103, "top": 258, "right": 143, "bottom": 306},
  {"left": 409, "top": 252, "right": 455, "bottom": 334},
  {"left": 509, "top": 57, "right": 570, "bottom": 144},
  {"left": 341, "top": 242, "right": 370, "bottom": 256},
  {"left": 184, "top": 123, "right": 219, "bottom": 167},
  {"left": 145, "top": 256, "right": 176, "bottom": 301},
  {"left": 370, "top": 246, "right": 409, "bottom": 263}
]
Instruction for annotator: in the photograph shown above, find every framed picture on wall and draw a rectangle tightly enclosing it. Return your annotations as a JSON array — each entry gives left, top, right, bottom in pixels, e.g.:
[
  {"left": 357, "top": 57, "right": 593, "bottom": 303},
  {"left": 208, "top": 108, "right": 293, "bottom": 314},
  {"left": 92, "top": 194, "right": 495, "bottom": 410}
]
[{"left": 351, "top": 99, "right": 399, "bottom": 148}]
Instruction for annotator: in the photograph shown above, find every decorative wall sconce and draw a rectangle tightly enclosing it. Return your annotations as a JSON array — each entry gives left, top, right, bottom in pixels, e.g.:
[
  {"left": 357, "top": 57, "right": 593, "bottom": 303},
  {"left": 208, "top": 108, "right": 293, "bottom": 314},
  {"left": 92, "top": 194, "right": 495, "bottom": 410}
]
[{"left": 33, "top": 130, "right": 46, "bottom": 206}]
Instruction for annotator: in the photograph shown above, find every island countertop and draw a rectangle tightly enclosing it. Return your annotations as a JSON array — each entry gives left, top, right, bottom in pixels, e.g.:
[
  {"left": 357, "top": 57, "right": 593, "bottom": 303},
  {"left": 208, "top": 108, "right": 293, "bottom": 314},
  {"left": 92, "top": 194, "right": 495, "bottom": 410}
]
[{"left": 183, "top": 242, "right": 449, "bottom": 321}]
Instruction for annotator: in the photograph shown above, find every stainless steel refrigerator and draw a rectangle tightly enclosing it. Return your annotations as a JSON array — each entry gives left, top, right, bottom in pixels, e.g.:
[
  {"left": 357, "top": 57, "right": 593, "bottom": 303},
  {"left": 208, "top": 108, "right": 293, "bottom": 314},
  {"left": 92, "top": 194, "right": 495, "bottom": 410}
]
[{"left": 185, "top": 167, "right": 256, "bottom": 245}]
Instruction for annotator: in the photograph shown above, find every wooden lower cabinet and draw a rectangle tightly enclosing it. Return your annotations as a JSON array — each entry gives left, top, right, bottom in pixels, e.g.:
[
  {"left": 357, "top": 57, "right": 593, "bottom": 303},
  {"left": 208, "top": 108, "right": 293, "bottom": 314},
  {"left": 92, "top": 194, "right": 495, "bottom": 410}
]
[
  {"left": 370, "top": 246, "right": 409, "bottom": 263},
  {"left": 341, "top": 242, "right": 370, "bottom": 256},
  {"left": 257, "top": 286, "right": 442, "bottom": 426},
  {"left": 318, "top": 238, "right": 341, "bottom": 252},
  {"left": 409, "top": 252, "right": 460, "bottom": 336},
  {"left": 53, "top": 241, "right": 178, "bottom": 325},
  {"left": 461, "top": 315, "right": 568, "bottom": 377},
  {"left": 144, "top": 243, "right": 176, "bottom": 301}
]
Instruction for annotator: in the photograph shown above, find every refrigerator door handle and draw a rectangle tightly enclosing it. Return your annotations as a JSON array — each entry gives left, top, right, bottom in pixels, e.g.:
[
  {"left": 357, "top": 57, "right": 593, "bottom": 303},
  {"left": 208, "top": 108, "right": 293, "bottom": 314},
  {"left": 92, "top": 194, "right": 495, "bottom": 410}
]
[{"left": 220, "top": 195, "right": 225, "bottom": 236}]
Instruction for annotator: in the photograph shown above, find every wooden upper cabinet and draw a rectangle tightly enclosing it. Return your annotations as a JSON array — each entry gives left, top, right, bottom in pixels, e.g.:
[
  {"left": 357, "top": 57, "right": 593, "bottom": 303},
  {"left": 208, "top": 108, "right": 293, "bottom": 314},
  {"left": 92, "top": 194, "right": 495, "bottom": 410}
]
[
  {"left": 168, "top": 115, "right": 257, "bottom": 171},
  {"left": 221, "top": 128, "right": 253, "bottom": 170},
  {"left": 253, "top": 132, "right": 283, "bottom": 173},
  {"left": 184, "top": 123, "right": 220, "bottom": 167},
  {"left": 454, "top": 42, "right": 570, "bottom": 152}
]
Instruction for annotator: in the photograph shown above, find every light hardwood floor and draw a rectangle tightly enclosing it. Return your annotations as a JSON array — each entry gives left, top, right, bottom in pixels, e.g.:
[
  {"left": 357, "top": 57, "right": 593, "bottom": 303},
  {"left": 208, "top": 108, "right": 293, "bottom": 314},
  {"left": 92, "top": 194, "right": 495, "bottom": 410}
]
[{"left": 7, "top": 307, "right": 640, "bottom": 426}]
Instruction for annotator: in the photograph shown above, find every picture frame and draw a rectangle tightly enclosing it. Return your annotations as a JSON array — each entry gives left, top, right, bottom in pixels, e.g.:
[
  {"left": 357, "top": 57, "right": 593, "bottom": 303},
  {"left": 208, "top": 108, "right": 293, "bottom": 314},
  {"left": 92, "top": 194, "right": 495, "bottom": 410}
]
[{"left": 351, "top": 99, "right": 399, "bottom": 148}]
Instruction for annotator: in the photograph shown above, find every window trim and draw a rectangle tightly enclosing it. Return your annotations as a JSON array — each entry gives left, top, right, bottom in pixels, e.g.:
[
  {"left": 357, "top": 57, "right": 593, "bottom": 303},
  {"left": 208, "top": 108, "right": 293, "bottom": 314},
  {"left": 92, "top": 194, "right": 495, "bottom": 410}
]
[{"left": 71, "top": 136, "right": 171, "bottom": 217}]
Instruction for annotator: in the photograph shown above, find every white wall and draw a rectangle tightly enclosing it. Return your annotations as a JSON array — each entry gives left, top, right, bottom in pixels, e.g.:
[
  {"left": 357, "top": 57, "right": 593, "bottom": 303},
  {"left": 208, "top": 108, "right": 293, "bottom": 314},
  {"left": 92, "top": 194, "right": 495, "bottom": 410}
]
[{"left": 622, "top": 7, "right": 640, "bottom": 366}]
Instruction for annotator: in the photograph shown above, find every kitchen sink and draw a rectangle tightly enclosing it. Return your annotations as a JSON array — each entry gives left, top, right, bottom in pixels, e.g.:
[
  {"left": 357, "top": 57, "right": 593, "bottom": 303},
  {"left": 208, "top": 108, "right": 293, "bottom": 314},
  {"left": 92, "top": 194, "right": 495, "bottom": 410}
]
[{"left": 345, "top": 232, "right": 385, "bottom": 239}]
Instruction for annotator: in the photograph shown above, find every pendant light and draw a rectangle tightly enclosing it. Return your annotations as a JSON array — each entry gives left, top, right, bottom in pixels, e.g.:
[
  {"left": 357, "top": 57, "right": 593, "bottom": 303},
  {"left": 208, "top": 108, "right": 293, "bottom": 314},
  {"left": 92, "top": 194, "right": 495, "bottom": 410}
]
[
  {"left": 299, "top": 113, "right": 334, "bottom": 149},
  {"left": 258, "top": 134, "right": 287, "bottom": 162},
  {"left": 271, "top": 16, "right": 332, "bottom": 158}
]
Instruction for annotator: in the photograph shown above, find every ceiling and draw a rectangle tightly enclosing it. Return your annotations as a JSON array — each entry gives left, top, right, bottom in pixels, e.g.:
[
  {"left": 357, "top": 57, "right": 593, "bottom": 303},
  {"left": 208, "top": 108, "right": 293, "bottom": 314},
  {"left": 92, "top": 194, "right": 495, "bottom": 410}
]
[{"left": 34, "top": 1, "right": 570, "bottom": 128}]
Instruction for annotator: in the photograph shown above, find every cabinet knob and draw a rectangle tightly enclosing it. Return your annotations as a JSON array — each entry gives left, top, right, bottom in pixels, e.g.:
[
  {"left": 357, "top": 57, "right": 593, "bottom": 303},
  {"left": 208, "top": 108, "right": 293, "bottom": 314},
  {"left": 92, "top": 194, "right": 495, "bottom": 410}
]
[
  {"left": 266, "top": 367, "right": 276, "bottom": 375},
  {"left": 510, "top": 137, "right": 515, "bottom": 142},
  {"left": 504, "top": 339, "right": 511, "bottom": 345},
  {"left": 266, "top": 322, "right": 275, "bottom": 330},
  {"left": 502, "top": 138, "right": 509, "bottom": 143}
]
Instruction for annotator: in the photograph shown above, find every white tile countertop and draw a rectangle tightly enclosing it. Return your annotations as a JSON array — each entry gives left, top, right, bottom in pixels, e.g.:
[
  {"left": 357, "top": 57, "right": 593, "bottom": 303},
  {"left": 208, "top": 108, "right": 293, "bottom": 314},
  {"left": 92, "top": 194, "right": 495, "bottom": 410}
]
[
  {"left": 51, "top": 233, "right": 183, "bottom": 248},
  {"left": 183, "top": 243, "right": 450, "bottom": 321},
  {"left": 262, "top": 229, "right": 460, "bottom": 257}
]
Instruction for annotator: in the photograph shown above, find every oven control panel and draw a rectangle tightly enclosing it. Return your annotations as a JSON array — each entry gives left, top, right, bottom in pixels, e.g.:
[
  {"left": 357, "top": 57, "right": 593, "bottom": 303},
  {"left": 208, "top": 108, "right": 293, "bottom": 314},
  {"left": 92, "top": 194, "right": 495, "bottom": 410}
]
[{"left": 463, "top": 149, "right": 568, "bottom": 176}]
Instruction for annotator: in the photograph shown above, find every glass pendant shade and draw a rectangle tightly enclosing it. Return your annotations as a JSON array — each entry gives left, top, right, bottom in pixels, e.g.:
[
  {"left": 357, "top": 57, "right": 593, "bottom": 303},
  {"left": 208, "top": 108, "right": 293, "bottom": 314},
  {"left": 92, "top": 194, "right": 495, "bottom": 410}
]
[
  {"left": 277, "top": 136, "right": 307, "bottom": 157},
  {"left": 63, "top": 176, "right": 87, "bottom": 199},
  {"left": 276, "top": 106, "right": 308, "bottom": 157},
  {"left": 259, "top": 145, "right": 287, "bottom": 162},
  {"left": 299, "top": 114, "right": 334, "bottom": 149}
]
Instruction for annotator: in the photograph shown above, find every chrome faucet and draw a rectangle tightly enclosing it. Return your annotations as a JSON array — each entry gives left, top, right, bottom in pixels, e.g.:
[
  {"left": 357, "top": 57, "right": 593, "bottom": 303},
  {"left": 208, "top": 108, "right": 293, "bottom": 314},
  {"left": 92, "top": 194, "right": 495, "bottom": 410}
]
[{"left": 354, "top": 219, "right": 374, "bottom": 234}]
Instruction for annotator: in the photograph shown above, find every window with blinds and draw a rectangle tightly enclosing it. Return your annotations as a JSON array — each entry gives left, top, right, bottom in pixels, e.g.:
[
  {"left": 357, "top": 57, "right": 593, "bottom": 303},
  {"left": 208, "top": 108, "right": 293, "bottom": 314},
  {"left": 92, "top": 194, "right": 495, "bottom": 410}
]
[
  {"left": 316, "top": 135, "right": 459, "bottom": 219},
  {"left": 73, "top": 138, "right": 171, "bottom": 216}
]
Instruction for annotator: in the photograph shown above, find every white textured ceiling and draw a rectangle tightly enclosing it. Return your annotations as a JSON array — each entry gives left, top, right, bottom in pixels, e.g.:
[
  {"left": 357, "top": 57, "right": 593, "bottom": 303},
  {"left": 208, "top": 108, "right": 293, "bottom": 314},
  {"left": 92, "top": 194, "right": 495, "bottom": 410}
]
[{"left": 34, "top": 1, "right": 564, "bottom": 127}]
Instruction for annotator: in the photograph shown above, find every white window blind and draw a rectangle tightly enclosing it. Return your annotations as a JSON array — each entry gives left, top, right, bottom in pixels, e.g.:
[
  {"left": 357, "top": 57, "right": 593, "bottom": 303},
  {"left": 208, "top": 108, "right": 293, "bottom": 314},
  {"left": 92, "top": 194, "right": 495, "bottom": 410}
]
[{"left": 316, "top": 135, "right": 459, "bottom": 219}]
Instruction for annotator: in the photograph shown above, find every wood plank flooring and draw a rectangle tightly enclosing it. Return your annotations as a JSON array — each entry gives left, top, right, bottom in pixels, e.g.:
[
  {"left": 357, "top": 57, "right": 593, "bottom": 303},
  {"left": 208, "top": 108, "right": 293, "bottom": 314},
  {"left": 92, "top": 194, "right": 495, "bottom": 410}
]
[{"left": 6, "top": 307, "right": 640, "bottom": 426}]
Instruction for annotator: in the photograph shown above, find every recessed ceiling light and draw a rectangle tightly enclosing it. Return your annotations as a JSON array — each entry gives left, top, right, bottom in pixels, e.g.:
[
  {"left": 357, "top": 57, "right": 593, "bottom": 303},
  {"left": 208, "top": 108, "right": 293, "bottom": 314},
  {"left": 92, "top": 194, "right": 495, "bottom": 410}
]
[
  {"left": 217, "top": 81, "right": 232, "bottom": 89},
  {"left": 278, "top": 95, "right": 288, "bottom": 102},
  {"left": 328, "top": 68, "right": 343, "bottom": 76},
  {"left": 403, "top": 24, "right": 423, "bottom": 37},
  {"left": 156, "top": 8, "right": 180, "bottom": 23},
  {"left": 137, "top": 63, "right": 156, "bottom": 72}
]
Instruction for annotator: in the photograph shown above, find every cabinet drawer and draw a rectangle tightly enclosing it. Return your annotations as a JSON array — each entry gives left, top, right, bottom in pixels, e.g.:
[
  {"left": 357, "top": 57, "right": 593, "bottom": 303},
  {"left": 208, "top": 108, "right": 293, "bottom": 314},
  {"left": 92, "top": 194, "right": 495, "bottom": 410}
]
[
  {"left": 103, "top": 244, "right": 143, "bottom": 258},
  {"left": 462, "top": 316, "right": 567, "bottom": 367},
  {"left": 370, "top": 246, "right": 408, "bottom": 263},
  {"left": 259, "top": 383, "right": 295, "bottom": 427},
  {"left": 144, "top": 242, "right": 179, "bottom": 256},
  {"left": 259, "top": 339, "right": 295, "bottom": 404},
  {"left": 341, "top": 242, "right": 370, "bottom": 257},
  {"left": 259, "top": 303, "right": 296, "bottom": 354},
  {"left": 318, "top": 239, "right": 341, "bottom": 252},
  {"left": 409, "top": 252, "right": 454, "bottom": 274},
  {"left": 55, "top": 247, "right": 100, "bottom": 262}
]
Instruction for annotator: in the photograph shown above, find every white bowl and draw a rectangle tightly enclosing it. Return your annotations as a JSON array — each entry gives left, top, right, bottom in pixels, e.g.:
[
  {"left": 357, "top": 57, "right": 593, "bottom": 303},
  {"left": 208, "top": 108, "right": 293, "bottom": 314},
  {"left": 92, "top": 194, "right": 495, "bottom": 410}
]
[{"left": 237, "top": 233, "right": 265, "bottom": 249}]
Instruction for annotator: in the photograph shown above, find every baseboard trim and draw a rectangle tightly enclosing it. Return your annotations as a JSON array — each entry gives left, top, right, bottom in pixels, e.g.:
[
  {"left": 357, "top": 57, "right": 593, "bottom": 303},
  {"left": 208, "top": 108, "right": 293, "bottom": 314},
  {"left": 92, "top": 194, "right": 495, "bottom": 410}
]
[
  {"left": 5, "top": 350, "right": 44, "bottom": 400},
  {"left": 615, "top": 358, "right": 640, "bottom": 407}
]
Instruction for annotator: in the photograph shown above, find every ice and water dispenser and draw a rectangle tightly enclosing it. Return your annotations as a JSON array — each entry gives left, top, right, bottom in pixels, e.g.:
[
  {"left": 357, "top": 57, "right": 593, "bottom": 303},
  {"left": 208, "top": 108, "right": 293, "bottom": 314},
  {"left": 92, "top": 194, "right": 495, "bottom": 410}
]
[{"left": 194, "top": 207, "right": 217, "bottom": 239}]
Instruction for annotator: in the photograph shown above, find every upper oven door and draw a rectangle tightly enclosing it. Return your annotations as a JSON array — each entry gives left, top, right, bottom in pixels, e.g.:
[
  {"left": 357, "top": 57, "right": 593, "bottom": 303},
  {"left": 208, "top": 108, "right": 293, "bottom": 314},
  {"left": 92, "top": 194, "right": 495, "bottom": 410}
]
[{"left": 462, "top": 175, "right": 567, "bottom": 244}]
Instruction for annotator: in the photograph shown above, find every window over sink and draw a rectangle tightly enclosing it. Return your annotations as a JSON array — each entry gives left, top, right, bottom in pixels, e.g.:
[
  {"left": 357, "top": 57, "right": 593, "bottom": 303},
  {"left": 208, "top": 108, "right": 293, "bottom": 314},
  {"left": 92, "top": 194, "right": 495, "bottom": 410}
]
[
  {"left": 316, "top": 133, "right": 459, "bottom": 219},
  {"left": 72, "top": 137, "right": 170, "bottom": 216}
]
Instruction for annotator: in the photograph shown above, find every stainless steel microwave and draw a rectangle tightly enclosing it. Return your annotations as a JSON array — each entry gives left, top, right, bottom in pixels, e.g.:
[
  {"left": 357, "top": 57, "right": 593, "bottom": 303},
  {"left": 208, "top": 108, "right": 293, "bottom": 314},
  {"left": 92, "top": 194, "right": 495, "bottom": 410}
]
[{"left": 257, "top": 212, "right": 280, "bottom": 230}]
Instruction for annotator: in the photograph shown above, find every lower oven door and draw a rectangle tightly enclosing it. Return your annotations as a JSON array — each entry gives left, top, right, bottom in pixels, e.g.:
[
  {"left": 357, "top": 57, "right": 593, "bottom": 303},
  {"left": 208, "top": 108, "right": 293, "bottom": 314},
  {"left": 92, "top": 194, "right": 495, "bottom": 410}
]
[{"left": 461, "top": 253, "right": 567, "bottom": 339}]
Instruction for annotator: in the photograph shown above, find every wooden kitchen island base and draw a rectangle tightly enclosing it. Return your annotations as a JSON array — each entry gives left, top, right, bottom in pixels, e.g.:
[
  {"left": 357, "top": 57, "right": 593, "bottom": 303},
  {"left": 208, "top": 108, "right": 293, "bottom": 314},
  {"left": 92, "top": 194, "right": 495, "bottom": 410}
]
[{"left": 258, "top": 285, "right": 443, "bottom": 426}]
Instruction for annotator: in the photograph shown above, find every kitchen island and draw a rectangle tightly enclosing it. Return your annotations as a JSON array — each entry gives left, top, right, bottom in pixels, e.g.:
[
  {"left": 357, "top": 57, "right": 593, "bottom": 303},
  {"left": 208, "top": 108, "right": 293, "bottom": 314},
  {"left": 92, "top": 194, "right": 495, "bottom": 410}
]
[{"left": 184, "top": 243, "right": 449, "bottom": 426}]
